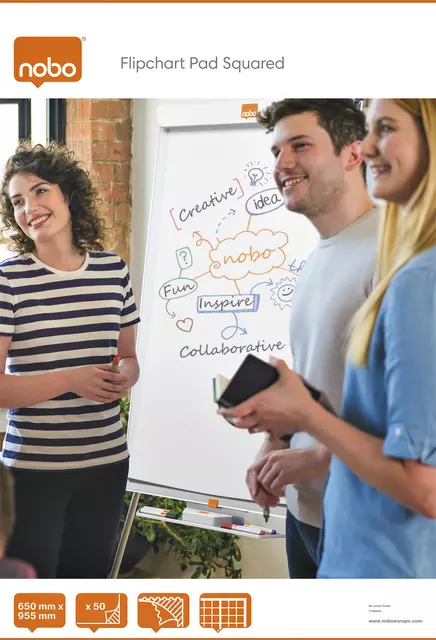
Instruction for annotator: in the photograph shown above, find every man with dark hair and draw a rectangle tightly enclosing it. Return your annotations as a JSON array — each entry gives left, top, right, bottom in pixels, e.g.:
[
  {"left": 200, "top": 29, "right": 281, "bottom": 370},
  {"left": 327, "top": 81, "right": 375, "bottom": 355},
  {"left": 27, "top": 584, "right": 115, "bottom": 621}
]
[
  {"left": 257, "top": 98, "right": 366, "bottom": 157},
  {"left": 245, "top": 99, "right": 378, "bottom": 578}
]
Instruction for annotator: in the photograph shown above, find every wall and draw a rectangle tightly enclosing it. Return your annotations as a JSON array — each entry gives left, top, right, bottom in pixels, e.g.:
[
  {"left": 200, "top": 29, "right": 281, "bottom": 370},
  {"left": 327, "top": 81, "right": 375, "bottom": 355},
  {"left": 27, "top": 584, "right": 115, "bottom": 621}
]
[
  {"left": 130, "top": 99, "right": 288, "bottom": 579},
  {"left": 66, "top": 99, "right": 132, "bottom": 264}
]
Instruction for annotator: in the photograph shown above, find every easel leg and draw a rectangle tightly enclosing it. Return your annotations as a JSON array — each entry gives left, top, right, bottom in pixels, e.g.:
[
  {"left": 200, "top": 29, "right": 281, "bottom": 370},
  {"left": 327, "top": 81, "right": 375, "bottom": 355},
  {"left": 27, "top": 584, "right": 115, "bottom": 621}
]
[{"left": 109, "top": 491, "right": 141, "bottom": 579}]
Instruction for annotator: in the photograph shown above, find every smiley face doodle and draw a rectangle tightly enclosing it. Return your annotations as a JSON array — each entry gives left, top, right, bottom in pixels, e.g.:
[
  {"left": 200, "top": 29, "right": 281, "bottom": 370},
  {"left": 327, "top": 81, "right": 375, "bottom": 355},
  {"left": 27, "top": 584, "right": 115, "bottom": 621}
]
[
  {"left": 270, "top": 276, "right": 297, "bottom": 310},
  {"left": 277, "top": 282, "right": 294, "bottom": 302}
]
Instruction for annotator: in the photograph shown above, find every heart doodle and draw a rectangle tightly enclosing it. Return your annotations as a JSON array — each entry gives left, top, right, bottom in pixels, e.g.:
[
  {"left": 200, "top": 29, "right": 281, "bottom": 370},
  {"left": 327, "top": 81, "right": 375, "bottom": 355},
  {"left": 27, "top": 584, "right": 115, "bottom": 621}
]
[{"left": 176, "top": 317, "right": 193, "bottom": 333}]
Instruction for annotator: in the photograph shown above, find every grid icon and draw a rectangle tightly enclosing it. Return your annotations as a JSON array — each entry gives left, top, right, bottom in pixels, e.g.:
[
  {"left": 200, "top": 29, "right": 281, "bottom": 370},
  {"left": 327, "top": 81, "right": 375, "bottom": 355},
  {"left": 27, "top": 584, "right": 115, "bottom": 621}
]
[{"left": 199, "top": 593, "right": 251, "bottom": 631}]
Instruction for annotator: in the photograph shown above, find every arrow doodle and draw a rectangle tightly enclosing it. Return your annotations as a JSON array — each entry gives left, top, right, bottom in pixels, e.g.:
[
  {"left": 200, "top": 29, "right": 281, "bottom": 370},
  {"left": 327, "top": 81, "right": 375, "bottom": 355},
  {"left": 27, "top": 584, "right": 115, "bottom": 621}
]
[
  {"left": 216, "top": 209, "right": 236, "bottom": 236},
  {"left": 221, "top": 312, "right": 248, "bottom": 341},
  {"left": 249, "top": 278, "right": 274, "bottom": 294},
  {"left": 165, "top": 301, "right": 176, "bottom": 319}
]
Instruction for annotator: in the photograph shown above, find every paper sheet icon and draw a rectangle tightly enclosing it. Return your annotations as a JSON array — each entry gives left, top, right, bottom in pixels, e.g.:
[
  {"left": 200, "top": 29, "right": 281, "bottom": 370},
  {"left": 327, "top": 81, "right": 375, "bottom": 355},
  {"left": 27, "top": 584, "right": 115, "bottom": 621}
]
[{"left": 138, "top": 593, "right": 189, "bottom": 631}]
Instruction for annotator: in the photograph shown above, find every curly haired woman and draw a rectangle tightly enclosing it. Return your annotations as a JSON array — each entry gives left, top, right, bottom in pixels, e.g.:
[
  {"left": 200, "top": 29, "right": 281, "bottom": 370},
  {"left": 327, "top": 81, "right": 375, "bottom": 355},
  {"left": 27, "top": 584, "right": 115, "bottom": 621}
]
[{"left": 0, "top": 142, "right": 140, "bottom": 578}]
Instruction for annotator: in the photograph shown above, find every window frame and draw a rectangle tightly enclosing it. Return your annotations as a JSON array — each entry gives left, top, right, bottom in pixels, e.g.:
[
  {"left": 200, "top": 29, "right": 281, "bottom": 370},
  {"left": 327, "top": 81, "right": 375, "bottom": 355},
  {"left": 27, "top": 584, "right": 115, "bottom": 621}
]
[{"left": 48, "top": 99, "right": 66, "bottom": 144}]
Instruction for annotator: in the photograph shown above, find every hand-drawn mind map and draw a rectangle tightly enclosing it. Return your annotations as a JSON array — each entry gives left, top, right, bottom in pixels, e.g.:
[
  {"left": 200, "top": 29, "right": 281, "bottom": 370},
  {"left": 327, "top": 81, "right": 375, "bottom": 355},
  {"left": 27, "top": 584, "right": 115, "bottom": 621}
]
[{"left": 158, "top": 161, "right": 307, "bottom": 342}]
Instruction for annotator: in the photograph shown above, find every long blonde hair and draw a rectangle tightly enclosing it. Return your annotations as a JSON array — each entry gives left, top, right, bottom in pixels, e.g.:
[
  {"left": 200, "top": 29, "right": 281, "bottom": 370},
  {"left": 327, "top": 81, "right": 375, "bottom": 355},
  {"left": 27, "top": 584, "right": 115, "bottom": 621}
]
[{"left": 348, "top": 99, "right": 436, "bottom": 365}]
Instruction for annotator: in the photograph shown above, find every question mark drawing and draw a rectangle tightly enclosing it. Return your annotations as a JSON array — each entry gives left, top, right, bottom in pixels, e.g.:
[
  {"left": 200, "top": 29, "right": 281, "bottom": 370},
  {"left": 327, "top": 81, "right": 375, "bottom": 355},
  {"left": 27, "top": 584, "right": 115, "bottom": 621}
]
[
  {"left": 248, "top": 167, "right": 265, "bottom": 187},
  {"left": 176, "top": 247, "right": 193, "bottom": 270}
]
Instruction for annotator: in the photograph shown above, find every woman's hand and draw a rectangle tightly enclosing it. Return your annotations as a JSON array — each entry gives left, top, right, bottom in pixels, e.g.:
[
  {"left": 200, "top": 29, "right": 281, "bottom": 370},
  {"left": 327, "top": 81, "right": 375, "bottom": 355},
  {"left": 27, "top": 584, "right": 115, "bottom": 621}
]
[
  {"left": 218, "top": 358, "right": 315, "bottom": 438},
  {"left": 68, "top": 365, "right": 129, "bottom": 402}
]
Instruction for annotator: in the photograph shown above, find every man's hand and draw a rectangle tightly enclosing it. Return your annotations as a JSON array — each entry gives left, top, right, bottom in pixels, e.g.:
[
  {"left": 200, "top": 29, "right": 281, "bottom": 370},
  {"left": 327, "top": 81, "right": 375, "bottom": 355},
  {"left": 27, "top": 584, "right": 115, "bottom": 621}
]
[
  {"left": 246, "top": 464, "right": 280, "bottom": 510},
  {"left": 218, "top": 358, "right": 315, "bottom": 438},
  {"left": 299, "top": 376, "right": 336, "bottom": 415},
  {"left": 253, "top": 446, "right": 331, "bottom": 497}
]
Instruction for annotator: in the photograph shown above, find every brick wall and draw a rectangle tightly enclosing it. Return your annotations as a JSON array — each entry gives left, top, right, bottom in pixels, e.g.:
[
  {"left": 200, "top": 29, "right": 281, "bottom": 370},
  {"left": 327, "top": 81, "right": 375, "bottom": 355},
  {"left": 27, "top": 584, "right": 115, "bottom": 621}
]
[{"left": 66, "top": 99, "right": 132, "bottom": 264}]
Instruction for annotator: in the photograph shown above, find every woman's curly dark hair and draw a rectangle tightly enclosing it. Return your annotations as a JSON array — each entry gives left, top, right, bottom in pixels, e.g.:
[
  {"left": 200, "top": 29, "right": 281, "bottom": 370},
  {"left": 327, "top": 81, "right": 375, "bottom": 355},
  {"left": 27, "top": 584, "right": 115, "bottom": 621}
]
[{"left": 0, "top": 141, "right": 105, "bottom": 254}]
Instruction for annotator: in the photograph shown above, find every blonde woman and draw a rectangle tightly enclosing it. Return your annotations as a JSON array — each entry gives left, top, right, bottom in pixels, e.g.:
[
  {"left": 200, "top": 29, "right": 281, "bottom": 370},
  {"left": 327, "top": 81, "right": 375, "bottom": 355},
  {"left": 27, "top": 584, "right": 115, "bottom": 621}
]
[{"left": 220, "top": 99, "right": 436, "bottom": 578}]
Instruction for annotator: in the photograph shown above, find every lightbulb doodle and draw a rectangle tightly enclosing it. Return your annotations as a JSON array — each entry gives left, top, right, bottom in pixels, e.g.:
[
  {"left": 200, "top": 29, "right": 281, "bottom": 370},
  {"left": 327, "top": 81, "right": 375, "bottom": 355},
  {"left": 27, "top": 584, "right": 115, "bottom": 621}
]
[
  {"left": 160, "top": 163, "right": 310, "bottom": 342},
  {"left": 244, "top": 161, "right": 271, "bottom": 188}
]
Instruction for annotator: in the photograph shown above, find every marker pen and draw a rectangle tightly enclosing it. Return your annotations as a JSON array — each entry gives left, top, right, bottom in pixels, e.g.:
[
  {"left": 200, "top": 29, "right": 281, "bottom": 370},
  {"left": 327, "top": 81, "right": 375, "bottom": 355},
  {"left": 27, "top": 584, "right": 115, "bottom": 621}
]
[
  {"left": 242, "top": 523, "right": 277, "bottom": 535},
  {"left": 111, "top": 355, "right": 120, "bottom": 373},
  {"left": 221, "top": 522, "right": 265, "bottom": 535}
]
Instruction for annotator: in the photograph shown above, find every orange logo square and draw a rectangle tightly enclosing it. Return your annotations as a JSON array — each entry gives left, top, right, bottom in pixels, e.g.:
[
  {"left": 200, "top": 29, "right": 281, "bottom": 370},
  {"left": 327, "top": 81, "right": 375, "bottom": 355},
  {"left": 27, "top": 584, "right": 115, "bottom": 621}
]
[
  {"left": 241, "top": 104, "right": 258, "bottom": 120},
  {"left": 14, "top": 37, "right": 82, "bottom": 88}
]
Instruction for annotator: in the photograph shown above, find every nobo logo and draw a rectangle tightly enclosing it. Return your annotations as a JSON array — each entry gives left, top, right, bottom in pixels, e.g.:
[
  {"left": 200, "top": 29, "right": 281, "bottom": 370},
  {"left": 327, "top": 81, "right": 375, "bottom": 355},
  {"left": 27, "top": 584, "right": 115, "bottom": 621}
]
[
  {"left": 14, "top": 37, "right": 82, "bottom": 88},
  {"left": 241, "top": 103, "right": 258, "bottom": 120}
]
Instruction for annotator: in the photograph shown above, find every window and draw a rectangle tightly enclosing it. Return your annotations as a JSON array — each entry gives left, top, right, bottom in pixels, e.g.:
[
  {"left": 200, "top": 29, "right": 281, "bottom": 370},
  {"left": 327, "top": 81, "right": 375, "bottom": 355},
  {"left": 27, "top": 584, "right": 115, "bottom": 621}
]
[
  {"left": 0, "top": 100, "right": 31, "bottom": 260},
  {"left": 0, "top": 99, "right": 31, "bottom": 173},
  {"left": 0, "top": 98, "right": 66, "bottom": 171},
  {"left": 0, "top": 99, "right": 66, "bottom": 259}
]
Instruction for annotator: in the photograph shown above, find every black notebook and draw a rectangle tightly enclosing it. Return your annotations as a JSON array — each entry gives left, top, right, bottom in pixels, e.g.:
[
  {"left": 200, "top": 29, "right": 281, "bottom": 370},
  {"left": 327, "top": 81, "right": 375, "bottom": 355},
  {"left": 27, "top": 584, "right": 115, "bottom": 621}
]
[{"left": 213, "top": 355, "right": 279, "bottom": 409}]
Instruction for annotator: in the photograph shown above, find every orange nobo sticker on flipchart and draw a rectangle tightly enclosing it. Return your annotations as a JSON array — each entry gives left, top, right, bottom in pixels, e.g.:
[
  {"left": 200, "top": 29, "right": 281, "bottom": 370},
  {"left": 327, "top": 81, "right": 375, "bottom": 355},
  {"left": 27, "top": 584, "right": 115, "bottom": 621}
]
[{"left": 208, "top": 498, "right": 219, "bottom": 508}]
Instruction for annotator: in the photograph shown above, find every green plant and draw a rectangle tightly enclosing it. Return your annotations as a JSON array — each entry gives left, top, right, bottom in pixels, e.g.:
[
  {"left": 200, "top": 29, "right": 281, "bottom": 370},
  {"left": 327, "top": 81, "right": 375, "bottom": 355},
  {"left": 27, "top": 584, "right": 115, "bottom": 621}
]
[{"left": 120, "top": 395, "right": 242, "bottom": 578}]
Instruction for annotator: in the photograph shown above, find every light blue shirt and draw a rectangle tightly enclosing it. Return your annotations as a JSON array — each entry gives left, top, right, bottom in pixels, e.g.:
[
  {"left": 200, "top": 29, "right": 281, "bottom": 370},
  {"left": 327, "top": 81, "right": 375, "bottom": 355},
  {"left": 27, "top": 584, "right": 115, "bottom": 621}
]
[{"left": 318, "top": 246, "right": 436, "bottom": 578}]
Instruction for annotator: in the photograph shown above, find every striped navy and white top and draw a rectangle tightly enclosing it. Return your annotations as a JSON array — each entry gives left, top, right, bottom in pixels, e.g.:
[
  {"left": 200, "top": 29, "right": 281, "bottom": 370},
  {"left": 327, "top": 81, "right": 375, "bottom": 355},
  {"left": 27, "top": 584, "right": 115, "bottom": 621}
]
[{"left": 0, "top": 251, "right": 140, "bottom": 471}]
